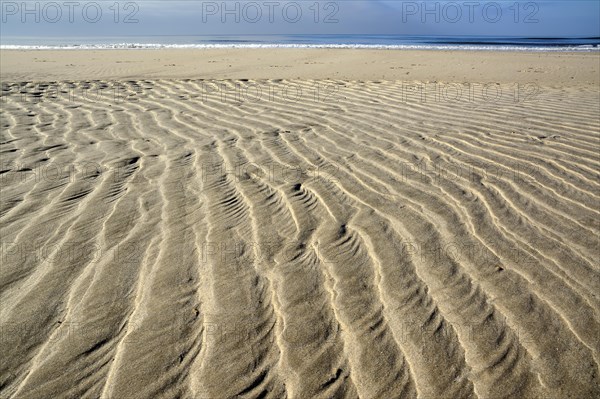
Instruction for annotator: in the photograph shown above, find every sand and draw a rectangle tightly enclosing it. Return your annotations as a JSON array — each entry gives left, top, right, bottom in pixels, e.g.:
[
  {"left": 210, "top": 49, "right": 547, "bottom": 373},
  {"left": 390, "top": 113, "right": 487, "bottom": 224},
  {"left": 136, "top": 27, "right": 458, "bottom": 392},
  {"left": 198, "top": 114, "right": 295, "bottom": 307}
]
[
  {"left": 0, "top": 50, "right": 599, "bottom": 399},
  {"left": 2, "top": 49, "right": 599, "bottom": 84}
]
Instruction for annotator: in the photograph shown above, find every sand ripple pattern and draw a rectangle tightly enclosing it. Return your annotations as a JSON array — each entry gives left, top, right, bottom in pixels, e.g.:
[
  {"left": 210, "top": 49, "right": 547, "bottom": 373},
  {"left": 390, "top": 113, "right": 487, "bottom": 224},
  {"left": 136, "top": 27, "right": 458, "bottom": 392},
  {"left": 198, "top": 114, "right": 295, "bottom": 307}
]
[{"left": 1, "top": 79, "right": 599, "bottom": 399}]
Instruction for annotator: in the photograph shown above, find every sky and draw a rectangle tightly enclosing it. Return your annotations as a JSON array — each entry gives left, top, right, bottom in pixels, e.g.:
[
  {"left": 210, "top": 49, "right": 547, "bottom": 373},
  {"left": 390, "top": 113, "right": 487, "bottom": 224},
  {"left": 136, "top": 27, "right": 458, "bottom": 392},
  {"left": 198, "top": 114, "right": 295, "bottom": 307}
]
[{"left": 1, "top": 1, "right": 599, "bottom": 38}]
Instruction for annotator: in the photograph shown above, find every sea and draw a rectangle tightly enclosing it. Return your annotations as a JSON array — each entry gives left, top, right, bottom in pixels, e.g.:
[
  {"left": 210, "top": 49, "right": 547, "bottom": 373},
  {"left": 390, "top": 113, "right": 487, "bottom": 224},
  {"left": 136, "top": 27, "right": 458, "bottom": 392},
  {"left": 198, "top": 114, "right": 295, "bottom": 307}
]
[{"left": 1, "top": 35, "right": 599, "bottom": 51}]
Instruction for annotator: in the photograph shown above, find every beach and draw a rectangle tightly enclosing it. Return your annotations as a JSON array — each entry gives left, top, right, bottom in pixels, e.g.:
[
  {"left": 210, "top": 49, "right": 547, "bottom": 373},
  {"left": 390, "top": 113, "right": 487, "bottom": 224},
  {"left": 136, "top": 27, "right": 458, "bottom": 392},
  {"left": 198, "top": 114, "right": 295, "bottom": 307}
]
[
  {"left": 1, "top": 49, "right": 599, "bottom": 399},
  {"left": 1, "top": 49, "right": 599, "bottom": 83}
]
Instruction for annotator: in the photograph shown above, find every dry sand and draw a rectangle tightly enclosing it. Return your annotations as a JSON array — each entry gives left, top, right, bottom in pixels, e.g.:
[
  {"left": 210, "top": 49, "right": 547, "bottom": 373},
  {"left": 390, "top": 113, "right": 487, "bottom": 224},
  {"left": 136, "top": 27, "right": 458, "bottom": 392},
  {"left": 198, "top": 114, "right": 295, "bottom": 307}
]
[{"left": 0, "top": 50, "right": 599, "bottom": 399}]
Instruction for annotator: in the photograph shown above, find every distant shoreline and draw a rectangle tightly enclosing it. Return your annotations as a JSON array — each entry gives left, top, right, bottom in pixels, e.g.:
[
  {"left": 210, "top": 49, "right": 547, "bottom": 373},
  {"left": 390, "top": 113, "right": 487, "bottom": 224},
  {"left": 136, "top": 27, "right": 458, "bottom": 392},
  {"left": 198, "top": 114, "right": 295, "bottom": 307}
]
[
  {"left": 2, "top": 45, "right": 598, "bottom": 52},
  {"left": 2, "top": 34, "right": 598, "bottom": 52}
]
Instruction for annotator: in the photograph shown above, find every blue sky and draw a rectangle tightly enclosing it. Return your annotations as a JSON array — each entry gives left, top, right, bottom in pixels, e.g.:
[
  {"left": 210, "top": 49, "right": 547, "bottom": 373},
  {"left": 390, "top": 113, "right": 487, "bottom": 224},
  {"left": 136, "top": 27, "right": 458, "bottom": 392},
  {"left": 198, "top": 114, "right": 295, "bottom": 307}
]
[{"left": 1, "top": 1, "right": 599, "bottom": 38}]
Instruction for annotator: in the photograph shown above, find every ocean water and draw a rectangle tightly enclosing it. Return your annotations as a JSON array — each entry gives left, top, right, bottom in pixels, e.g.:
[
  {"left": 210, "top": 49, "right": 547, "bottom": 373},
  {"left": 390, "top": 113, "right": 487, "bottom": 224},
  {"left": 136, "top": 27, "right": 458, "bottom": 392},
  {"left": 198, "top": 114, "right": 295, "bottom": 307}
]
[{"left": 1, "top": 35, "right": 599, "bottom": 51}]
